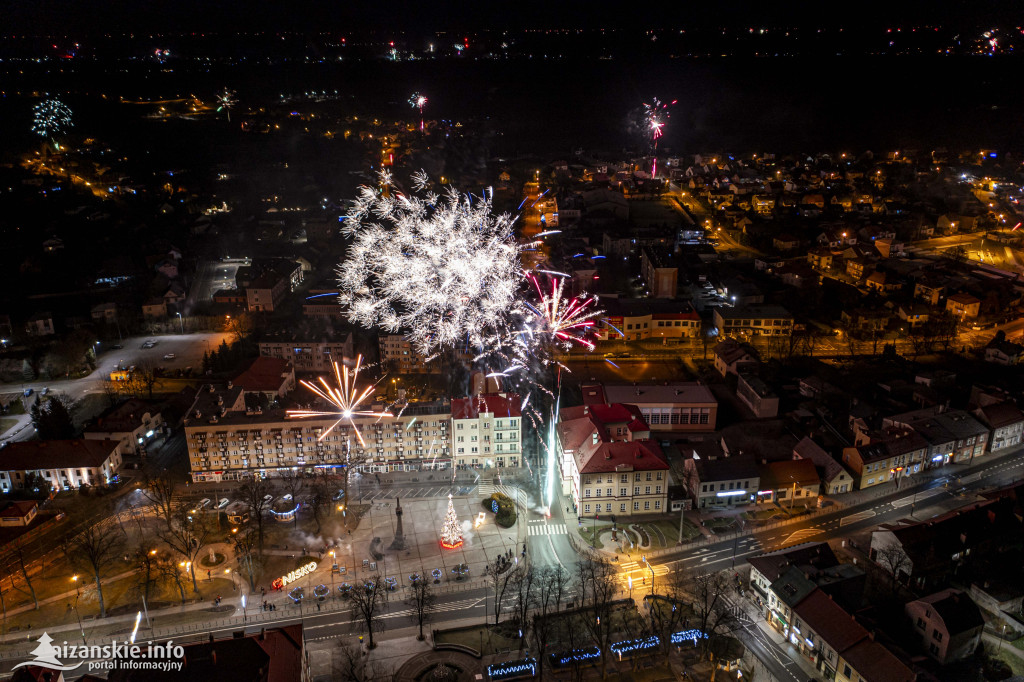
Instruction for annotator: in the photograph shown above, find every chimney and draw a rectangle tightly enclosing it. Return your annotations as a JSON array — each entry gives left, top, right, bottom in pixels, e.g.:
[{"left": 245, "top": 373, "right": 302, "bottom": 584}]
[
  {"left": 195, "top": 410, "right": 202, "bottom": 419},
  {"left": 217, "top": 395, "right": 224, "bottom": 406},
  {"left": 592, "top": 433, "right": 599, "bottom": 445},
  {"left": 227, "top": 381, "right": 233, "bottom": 389},
  {"left": 208, "top": 384, "right": 215, "bottom": 393}
]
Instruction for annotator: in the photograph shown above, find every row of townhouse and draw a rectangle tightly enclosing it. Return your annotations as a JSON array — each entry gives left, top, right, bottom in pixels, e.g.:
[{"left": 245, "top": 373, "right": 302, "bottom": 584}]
[
  {"left": 0, "top": 439, "right": 124, "bottom": 493},
  {"left": 748, "top": 542, "right": 915, "bottom": 682},
  {"left": 183, "top": 385, "right": 521, "bottom": 482}
]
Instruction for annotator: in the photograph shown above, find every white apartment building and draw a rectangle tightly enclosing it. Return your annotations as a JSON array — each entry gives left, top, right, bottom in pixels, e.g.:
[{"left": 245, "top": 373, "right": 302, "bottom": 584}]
[
  {"left": 258, "top": 336, "right": 355, "bottom": 374},
  {"left": 0, "top": 439, "right": 123, "bottom": 492},
  {"left": 450, "top": 393, "right": 523, "bottom": 469}
]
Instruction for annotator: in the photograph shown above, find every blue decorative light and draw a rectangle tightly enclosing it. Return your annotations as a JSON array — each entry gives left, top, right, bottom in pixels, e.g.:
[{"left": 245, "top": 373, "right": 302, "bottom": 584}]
[
  {"left": 491, "top": 499, "right": 499, "bottom": 513},
  {"left": 431, "top": 568, "right": 443, "bottom": 580},
  {"left": 551, "top": 646, "right": 601, "bottom": 666},
  {"left": 313, "top": 584, "right": 330, "bottom": 598},
  {"left": 671, "top": 629, "right": 707, "bottom": 645},
  {"left": 610, "top": 636, "right": 660, "bottom": 656},
  {"left": 486, "top": 658, "right": 537, "bottom": 681}
]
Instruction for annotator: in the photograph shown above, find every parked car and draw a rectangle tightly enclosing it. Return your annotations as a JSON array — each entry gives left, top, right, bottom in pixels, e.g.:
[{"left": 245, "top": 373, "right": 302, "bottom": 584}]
[
  {"left": 282, "top": 494, "right": 293, "bottom": 502},
  {"left": 41, "top": 387, "right": 49, "bottom": 395},
  {"left": 263, "top": 494, "right": 273, "bottom": 502},
  {"left": 22, "top": 388, "right": 32, "bottom": 397},
  {"left": 163, "top": 353, "right": 176, "bottom": 360},
  {"left": 197, "top": 498, "right": 212, "bottom": 510}
]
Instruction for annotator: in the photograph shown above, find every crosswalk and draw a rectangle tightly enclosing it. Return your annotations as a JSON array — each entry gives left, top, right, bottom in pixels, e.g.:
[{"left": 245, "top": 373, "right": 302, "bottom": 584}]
[
  {"left": 478, "top": 479, "right": 495, "bottom": 495},
  {"left": 619, "top": 560, "right": 670, "bottom": 578},
  {"left": 527, "top": 523, "right": 567, "bottom": 536}
]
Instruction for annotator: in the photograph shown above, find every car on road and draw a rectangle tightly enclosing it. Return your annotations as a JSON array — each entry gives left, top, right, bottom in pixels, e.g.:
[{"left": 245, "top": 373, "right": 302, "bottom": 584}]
[
  {"left": 163, "top": 353, "right": 176, "bottom": 360},
  {"left": 263, "top": 494, "right": 273, "bottom": 502},
  {"left": 110, "top": 344, "right": 123, "bottom": 350},
  {"left": 41, "top": 387, "right": 49, "bottom": 395},
  {"left": 282, "top": 494, "right": 293, "bottom": 502},
  {"left": 23, "top": 388, "right": 32, "bottom": 397},
  {"left": 142, "top": 340, "right": 158, "bottom": 349},
  {"left": 332, "top": 490, "right": 345, "bottom": 501},
  {"left": 217, "top": 498, "right": 230, "bottom": 509},
  {"left": 197, "top": 498, "right": 211, "bottom": 510}
]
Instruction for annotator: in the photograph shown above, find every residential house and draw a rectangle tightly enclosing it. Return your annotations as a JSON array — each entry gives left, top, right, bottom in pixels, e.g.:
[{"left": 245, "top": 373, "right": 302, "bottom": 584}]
[
  {"left": 683, "top": 452, "right": 759, "bottom": 509},
  {"left": 913, "top": 279, "right": 945, "bottom": 306},
  {"left": 84, "top": 400, "right": 165, "bottom": 457},
  {"left": 969, "top": 578, "right": 1024, "bottom": 622},
  {"left": 90, "top": 303, "right": 118, "bottom": 322},
  {"left": 945, "top": 292, "right": 981, "bottom": 319},
  {"left": 556, "top": 403, "right": 669, "bottom": 516},
  {"left": 841, "top": 308, "right": 890, "bottom": 332},
  {"left": 736, "top": 372, "right": 779, "bottom": 418},
  {"left": 758, "top": 459, "right": 820, "bottom": 507},
  {"left": 807, "top": 248, "right": 834, "bottom": 271},
  {"left": 897, "top": 303, "right": 930, "bottom": 328},
  {"left": 712, "top": 305, "right": 793, "bottom": 338},
  {"left": 712, "top": 339, "right": 760, "bottom": 378},
  {"left": 865, "top": 270, "right": 901, "bottom": 295},
  {"left": 793, "top": 437, "right": 853, "bottom": 495},
  {"left": 0, "top": 439, "right": 123, "bottom": 492},
  {"left": 836, "top": 638, "right": 915, "bottom": 682},
  {"left": 841, "top": 430, "right": 928, "bottom": 490},
  {"left": 585, "top": 382, "right": 718, "bottom": 432},
  {"left": 905, "top": 589, "right": 984, "bottom": 664},
  {"left": 869, "top": 498, "right": 1023, "bottom": 592},
  {"left": 773, "top": 234, "right": 801, "bottom": 252},
  {"left": 25, "top": 312, "right": 55, "bottom": 336},
  {"left": 0, "top": 501, "right": 39, "bottom": 527},
  {"left": 142, "top": 298, "right": 167, "bottom": 318},
  {"left": 886, "top": 408, "right": 989, "bottom": 466},
  {"left": 984, "top": 338, "right": 1024, "bottom": 365},
  {"left": 452, "top": 393, "right": 522, "bottom": 470},
  {"left": 972, "top": 401, "right": 1024, "bottom": 452}
]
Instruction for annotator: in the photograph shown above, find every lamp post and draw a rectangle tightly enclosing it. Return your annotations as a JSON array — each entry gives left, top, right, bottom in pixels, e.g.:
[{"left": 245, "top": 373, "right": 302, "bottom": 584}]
[
  {"left": 72, "top": 594, "right": 87, "bottom": 645},
  {"left": 329, "top": 550, "right": 336, "bottom": 598},
  {"left": 176, "top": 312, "right": 184, "bottom": 335},
  {"left": 71, "top": 574, "right": 80, "bottom": 598}
]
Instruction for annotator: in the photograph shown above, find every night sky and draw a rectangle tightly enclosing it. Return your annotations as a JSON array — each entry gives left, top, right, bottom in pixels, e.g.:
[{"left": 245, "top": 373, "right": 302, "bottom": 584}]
[{"left": 1, "top": 0, "right": 1017, "bottom": 35}]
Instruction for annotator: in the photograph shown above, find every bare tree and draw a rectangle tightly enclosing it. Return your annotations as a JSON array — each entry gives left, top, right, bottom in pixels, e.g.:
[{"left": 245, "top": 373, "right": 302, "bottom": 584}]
[
  {"left": 873, "top": 544, "right": 912, "bottom": 594},
  {"left": 155, "top": 504, "right": 216, "bottom": 592},
  {"left": 406, "top": 578, "right": 437, "bottom": 641},
  {"left": 277, "top": 468, "right": 306, "bottom": 529},
  {"left": 6, "top": 540, "right": 39, "bottom": 610},
  {"left": 338, "top": 642, "right": 400, "bottom": 682},
  {"left": 307, "top": 472, "right": 334, "bottom": 535},
  {"left": 646, "top": 570, "right": 694, "bottom": 666},
  {"left": 67, "top": 525, "right": 125, "bottom": 618},
  {"left": 131, "top": 541, "right": 162, "bottom": 604},
  {"left": 133, "top": 361, "right": 160, "bottom": 399},
  {"left": 141, "top": 472, "right": 178, "bottom": 530},
  {"left": 157, "top": 553, "right": 190, "bottom": 605},
  {"left": 685, "top": 570, "right": 739, "bottom": 661},
  {"left": 574, "top": 552, "right": 618, "bottom": 678},
  {"left": 232, "top": 526, "right": 262, "bottom": 593},
  {"left": 344, "top": 575, "right": 388, "bottom": 649},
  {"left": 531, "top": 565, "right": 570, "bottom": 676},
  {"left": 510, "top": 566, "right": 537, "bottom": 650},
  {"left": 484, "top": 559, "right": 516, "bottom": 626},
  {"left": 236, "top": 476, "right": 271, "bottom": 553}
]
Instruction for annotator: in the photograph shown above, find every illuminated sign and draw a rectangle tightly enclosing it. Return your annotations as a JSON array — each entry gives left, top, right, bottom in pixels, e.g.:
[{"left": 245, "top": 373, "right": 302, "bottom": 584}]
[
  {"left": 931, "top": 455, "right": 944, "bottom": 462},
  {"left": 715, "top": 490, "right": 746, "bottom": 497},
  {"left": 272, "top": 561, "right": 317, "bottom": 589},
  {"left": 756, "top": 490, "right": 774, "bottom": 495},
  {"left": 551, "top": 646, "right": 601, "bottom": 667},
  {"left": 487, "top": 658, "right": 536, "bottom": 681}
]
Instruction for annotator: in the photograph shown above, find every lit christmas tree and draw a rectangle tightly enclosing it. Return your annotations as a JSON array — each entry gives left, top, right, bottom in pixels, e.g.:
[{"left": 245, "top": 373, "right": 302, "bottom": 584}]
[{"left": 440, "top": 493, "right": 463, "bottom": 549}]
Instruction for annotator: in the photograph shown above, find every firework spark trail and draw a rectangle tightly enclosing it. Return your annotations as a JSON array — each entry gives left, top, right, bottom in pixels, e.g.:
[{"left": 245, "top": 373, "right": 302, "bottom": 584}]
[
  {"left": 216, "top": 88, "right": 238, "bottom": 121},
  {"left": 642, "top": 97, "right": 676, "bottom": 178},
  {"left": 338, "top": 170, "right": 524, "bottom": 356},
  {"left": 286, "top": 355, "right": 392, "bottom": 445}
]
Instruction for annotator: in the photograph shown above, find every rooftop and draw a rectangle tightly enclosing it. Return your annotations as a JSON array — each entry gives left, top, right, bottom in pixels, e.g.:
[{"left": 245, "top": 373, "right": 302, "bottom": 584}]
[
  {"left": 747, "top": 542, "right": 840, "bottom": 582},
  {"left": 839, "top": 638, "right": 915, "bottom": 682},
  {"left": 912, "top": 589, "right": 984, "bottom": 636},
  {"left": 232, "top": 357, "right": 293, "bottom": 393},
  {"left": 84, "top": 399, "right": 162, "bottom": 434},
  {"left": 713, "top": 304, "right": 793, "bottom": 320},
  {"left": 451, "top": 393, "right": 522, "bottom": 420},
  {"left": 600, "top": 382, "right": 716, "bottom": 406},
  {"left": 0, "top": 439, "right": 121, "bottom": 471},
  {"left": 793, "top": 589, "right": 869, "bottom": 653}
]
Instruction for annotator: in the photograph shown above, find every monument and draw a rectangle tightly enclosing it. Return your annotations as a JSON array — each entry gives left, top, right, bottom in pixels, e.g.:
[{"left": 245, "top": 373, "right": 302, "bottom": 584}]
[{"left": 388, "top": 496, "right": 409, "bottom": 551}]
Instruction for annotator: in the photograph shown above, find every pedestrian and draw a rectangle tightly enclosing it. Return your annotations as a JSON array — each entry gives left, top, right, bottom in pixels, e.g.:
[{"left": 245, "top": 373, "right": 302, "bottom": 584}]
[
  {"left": 261, "top": 587, "right": 266, "bottom": 597},
  {"left": 317, "top": 603, "right": 321, "bottom": 612},
  {"left": 566, "top": 506, "right": 569, "bottom": 514},
  {"left": 207, "top": 570, "right": 211, "bottom": 581}
]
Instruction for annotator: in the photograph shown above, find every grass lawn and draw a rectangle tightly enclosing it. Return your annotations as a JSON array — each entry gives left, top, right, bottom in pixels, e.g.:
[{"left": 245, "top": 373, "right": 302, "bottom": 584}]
[
  {"left": 577, "top": 525, "right": 606, "bottom": 549},
  {"left": 742, "top": 508, "right": 785, "bottom": 521},
  {"left": 628, "top": 662, "right": 676, "bottom": 681},
  {"left": 434, "top": 624, "right": 520, "bottom": 655},
  {"left": 1012, "top": 636, "right": 1024, "bottom": 652},
  {"left": 994, "top": 651, "right": 1024, "bottom": 677},
  {"left": 0, "top": 417, "right": 18, "bottom": 436},
  {"left": 702, "top": 517, "right": 737, "bottom": 533},
  {"left": 647, "top": 519, "right": 700, "bottom": 545}
]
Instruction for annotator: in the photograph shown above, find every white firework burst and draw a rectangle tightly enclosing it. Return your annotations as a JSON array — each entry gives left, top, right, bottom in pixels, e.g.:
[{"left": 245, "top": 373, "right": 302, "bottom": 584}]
[
  {"left": 338, "top": 170, "right": 523, "bottom": 356},
  {"left": 286, "top": 355, "right": 391, "bottom": 446},
  {"left": 32, "top": 98, "right": 73, "bottom": 139}
]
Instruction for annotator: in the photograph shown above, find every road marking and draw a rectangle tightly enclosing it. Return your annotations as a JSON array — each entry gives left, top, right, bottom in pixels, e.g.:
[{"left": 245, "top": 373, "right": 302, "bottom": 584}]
[
  {"left": 840, "top": 510, "right": 875, "bottom": 526},
  {"left": 778, "top": 529, "right": 822, "bottom": 546},
  {"left": 528, "top": 523, "right": 566, "bottom": 536},
  {"left": 891, "top": 488, "right": 944, "bottom": 508}
]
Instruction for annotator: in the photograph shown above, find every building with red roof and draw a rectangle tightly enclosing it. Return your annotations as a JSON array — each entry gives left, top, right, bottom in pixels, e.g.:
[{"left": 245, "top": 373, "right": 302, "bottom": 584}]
[
  {"left": 450, "top": 393, "right": 522, "bottom": 469},
  {"left": 0, "top": 500, "right": 38, "bottom": 527},
  {"left": 556, "top": 402, "right": 669, "bottom": 517},
  {"left": 231, "top": 356, "right": 296, "bottom": 401}
]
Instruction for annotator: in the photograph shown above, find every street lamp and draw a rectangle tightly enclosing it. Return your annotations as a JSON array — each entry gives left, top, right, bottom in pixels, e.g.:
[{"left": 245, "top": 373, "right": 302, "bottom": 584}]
[
  {"left": 71, "top": 574, "right": 80, "bottom": 598},
  {"left": 176, "top": 312, "right": 184, "bottom": 335}
]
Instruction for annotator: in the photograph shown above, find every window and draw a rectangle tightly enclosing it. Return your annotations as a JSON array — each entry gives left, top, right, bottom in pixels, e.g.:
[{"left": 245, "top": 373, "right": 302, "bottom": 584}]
[
  {"left": 634, "top": 486, "right": 641, "bottom": 495},
  {"left": 654, "top": 500, "right": 661, "bottom": 510},
  {"left": 932, "top": 630, "right": 943, "bottom": 642},
  {"left": 929, "top": 643, "right": 940, "bottom": 656},
  {"left": 644, "top": 501, "right": 650, "bottom": 510},
  {"left": 916, "top": 618, "right": 926, "bottom": 630},
  {"left": 843, "top": 665, "right": 851, "bottom": 678},
  {"left": 633, "top": 502, "right": 639, "bottom": 511},
  {"left": 596, "top": 476, "right": 602, "bottom": 484},
  {"left": 656, "top": 472, "right": 663, "bottom": 480},
  {"left": 584, "top": 504, "right": 591, "bottom": 513},
  {"left": 620, "top": 488, "right": 627, "bottom": 496},
  {"left": 646, "top": 472, "right": 652, "bottom": 481},
  {"left": 605, "top": 503, "right": 611, "bottom": 512},
  {"left": 655, "top": 486, "right": 662, "bottom": 494},
  {"left": 620, "top": 504, "right": 626, "bottom": 512},
  {"left": 595, "top": 489, "right": 601, "bottom": 497},
  {"left": 645, "top": 486, "right": 651, "bottom": 495},
  {"left": 606, "top": 488, "right": 611, "bottom": 496},
  {"left": 701, "top": 484, "right": 708, "bottom": 492},
  {"left": 585, "top": 489, "right": 591, "bottom": 498}
]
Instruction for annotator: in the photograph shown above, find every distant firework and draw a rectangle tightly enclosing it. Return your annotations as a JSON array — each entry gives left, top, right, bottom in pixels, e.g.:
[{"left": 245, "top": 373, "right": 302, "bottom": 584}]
[
  {"left": 216, "top": 88, "right": 238, "bottom": 122},
  {"left": 641, "top": 97, "right": 676, "bottom": 178},
  {"left": 408, "top": 92, "right": 427, "bottom": 131},
  {"left": 32, "top": 98, "right": 73, "bottom": 142}
]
